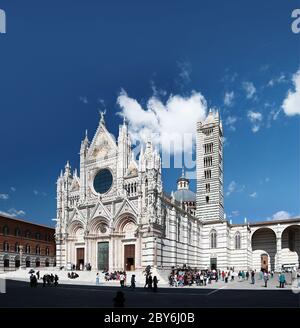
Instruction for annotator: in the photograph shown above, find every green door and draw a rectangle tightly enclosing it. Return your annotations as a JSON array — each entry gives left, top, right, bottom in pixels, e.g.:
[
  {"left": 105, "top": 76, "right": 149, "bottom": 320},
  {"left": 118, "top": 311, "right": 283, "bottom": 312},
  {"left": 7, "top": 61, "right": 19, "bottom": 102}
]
[{"left": 98, "top": 242, "right": 109, "bottom": 271}]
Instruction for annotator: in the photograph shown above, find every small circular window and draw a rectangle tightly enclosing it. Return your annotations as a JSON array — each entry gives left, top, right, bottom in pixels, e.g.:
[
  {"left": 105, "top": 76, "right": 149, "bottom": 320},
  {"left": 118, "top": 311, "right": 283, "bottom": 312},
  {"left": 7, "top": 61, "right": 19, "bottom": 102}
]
[{"left": 93, "top": 168, "right": 113, "bottom": 194}]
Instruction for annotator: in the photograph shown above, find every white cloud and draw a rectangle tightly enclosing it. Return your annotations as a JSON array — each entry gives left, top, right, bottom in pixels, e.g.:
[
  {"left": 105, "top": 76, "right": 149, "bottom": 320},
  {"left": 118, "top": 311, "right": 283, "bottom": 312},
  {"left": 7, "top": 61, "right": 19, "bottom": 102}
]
[
  {"left": 224, "top": 91, "right": 234, "bottom": 106},
  {"left": 221, "top": 71, "right": 238, "bottom": 83},
  {"left": 0, "top": 194, "right": 9, "bottom": 200},
  {"left": 224, "top": 116, "right": 237, "bottom": 131},
  {"left": 226, "top": 181, "right": 237, "bottom": 196},
  {"left": 226, "top": 181, "right": 245, "bottom": 196},
  {"left": 242, "top": 81, "right": 256, "bottom": 99},
  {"left": 10, "top": 187, "right": 16, "bottom": 192},
  {"left": 249, "top": 192, "right": 258, "bottom": 198},
  {"left": 0, "top": 208, "right": 26, "bottom": 218},
  {"left": 150, "top": 80, "right": 167, "bottom": 98},
  {"left": 177, "top": 61, "right": 191, "bottom": 85},
  {"left": 268, "top": 73, "right": 286, "bottom": 87},
  {"left": 247, "top": 110, "right": 263, "bottom": 133},
  {"left": 33, "top": 190, "right": 47, "bottom": 196},
  {"left": 117, "top": 89, "right": 209, "bottom": 154},
  {"left": 271, "top": 210, "right": 290, "bottom": 221},
  {"left": 79, "top": 96, "right": 88, "bottom": 104},
  {"left": 282, "top": 69, "right": 300, "bottom": 116}
]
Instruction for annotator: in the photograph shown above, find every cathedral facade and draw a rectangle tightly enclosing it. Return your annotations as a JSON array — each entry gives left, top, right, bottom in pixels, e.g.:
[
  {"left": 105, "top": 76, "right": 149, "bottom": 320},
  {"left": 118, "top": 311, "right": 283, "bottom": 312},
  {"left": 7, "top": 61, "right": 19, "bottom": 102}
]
[{"left": 55, "top": 112, "right": 300, "bottom": 273}]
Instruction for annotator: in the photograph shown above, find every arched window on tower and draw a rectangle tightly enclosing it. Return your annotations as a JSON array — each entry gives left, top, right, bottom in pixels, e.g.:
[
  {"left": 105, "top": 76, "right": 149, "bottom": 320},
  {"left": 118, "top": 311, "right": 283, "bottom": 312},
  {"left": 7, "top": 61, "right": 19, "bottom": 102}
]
[
  {"left": 235, "top": 232, "right": 241, "bottom": 250},
  {"left": 210, "top": 229, "right": 217, "bottom": 249}
]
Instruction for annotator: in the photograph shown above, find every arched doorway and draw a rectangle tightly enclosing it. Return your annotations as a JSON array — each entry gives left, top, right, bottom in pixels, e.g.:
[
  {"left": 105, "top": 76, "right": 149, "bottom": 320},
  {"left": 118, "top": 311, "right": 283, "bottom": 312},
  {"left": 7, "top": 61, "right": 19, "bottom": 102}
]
[
  {"left": 252, "top": 228, "right": 276, "bottom": 271},
  {"left": 25, "top": 256, "right": 31, "bottom": 268},
  {"left": 89, "top": 216, "right": 110, "bottom": 271},
  {"left": 281, "top": 225, "right": 300, "bottom": 269},
  {"left": 15, "top": 255, "right": 20, "bottom": 268},
  {"left": 67, "top": 220, "right": 85, "bottom": 270},
  {"left": 35, "top": 258, "right": 40, "bottom": 267},
  {"left": 115, "top": 215, "right": 137, "bottom": 272},
  {"left": 3, "top": 254, "right": 9, "bottom": 271},
  {"left": 45, "top": 258, "right": 50, "bottom": 267}
]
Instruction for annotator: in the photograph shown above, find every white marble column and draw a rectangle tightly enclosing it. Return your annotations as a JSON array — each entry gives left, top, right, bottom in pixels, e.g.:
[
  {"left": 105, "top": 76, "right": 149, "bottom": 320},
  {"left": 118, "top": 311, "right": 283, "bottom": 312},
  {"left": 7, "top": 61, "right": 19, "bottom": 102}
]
[{"left": 276, "top": 236, "right": 282, "bottom": 271}]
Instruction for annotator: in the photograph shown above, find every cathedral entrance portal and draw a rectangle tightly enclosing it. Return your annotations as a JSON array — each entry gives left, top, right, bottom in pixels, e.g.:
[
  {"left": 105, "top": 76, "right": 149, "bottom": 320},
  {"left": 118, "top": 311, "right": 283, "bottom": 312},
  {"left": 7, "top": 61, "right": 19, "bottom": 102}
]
[
  {"left": 124, "top": 244, "right": 135, "bottom": 271},
  {"left": 98, "top": 242, "right": 109, "bottom": 271},
  {"left": 210, "top": 257, "right": 217, "bottom": 270},
  {"left": 76, "top": 248, "right": 84, "bottom": 270}
]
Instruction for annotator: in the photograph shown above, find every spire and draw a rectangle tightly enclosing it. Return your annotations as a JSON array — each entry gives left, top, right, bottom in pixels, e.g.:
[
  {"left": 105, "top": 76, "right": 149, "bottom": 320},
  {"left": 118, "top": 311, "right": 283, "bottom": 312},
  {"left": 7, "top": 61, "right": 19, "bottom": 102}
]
[
  {"left": 64, "top": 161, "right": 71, "bottom": 177},
  {"left": 181, "top": 166, "right": 185, "bottom": 178}
]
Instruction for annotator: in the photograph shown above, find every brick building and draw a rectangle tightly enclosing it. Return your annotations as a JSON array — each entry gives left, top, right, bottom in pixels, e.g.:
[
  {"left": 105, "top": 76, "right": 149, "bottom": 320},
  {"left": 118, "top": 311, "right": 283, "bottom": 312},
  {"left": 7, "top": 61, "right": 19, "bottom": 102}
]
[{"left": 0, "top": 214, "right": 56, "bottom": 271}]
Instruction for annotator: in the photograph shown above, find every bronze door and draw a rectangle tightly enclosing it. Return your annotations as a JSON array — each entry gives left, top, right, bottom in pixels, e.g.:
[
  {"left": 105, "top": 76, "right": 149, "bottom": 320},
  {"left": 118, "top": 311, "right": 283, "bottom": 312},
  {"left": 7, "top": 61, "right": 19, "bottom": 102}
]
[{"left": 124, "top": 244, "right": 135, "bottom": 271}]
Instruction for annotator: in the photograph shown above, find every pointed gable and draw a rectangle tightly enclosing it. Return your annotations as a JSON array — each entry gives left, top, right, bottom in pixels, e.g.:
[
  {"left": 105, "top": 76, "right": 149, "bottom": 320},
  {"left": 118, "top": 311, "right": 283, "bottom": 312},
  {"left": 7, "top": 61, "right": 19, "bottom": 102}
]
[{"left": 87, "top": 121, "right": 117, "bottom": 160}]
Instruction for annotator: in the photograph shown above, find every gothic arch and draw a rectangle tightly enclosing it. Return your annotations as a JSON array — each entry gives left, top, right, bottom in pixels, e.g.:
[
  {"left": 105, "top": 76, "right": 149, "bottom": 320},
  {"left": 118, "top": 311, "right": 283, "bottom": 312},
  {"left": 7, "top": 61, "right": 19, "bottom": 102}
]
[
  {"left": 114, "top": 213, "right": 137, "bottom": 234},
  {"left": 281, "top": 225, "right": 300, "bottom": 268},
  {"left": 67, "top": 220, "right": 85, "bottom": 236},
  {"left": 251, "top": 227, "right": 277, "bottom": 271},
  {"left": 88, "top": 216, "right": 110, "bottom": 235}
]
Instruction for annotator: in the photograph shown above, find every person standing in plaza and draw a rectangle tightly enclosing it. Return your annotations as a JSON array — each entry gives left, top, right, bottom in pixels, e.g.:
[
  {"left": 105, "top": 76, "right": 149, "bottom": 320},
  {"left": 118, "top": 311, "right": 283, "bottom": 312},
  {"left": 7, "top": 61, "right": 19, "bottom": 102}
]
[
  {"left": 144, "top": 274, "right": 149, "bottom": 288},
  {"left": 54, "top": 274, "right": 59, "bottom": 286},
  {"left": 148, "top": 274, "right": 153, "bottom": 289},
  {"left": 263, "top": 271, "right": 268, "bottom": 287},
  {"left": 200, "top": 272, "right": 204, "bottom": 286},
  {"left": 153, "top": 276, "right": 158, "bottom": 292},
  {"left": 251, "top": 270, "right": 255, "bottom": 284},
  {"left": 42, "top": 274, "right": 46, "bottom": 287},
  {"left": 279, "top": 272, "right": 286, "bottom": 288},
  {"left": 131, "top": 274, "right": 136, "bottom": 289},
  {"left": 246, "top": 271, "right": 249, "bottom": 281},
  {"left": 221, "top": 271, "right": 225, "bottom": 281},
  {"left": 96, "top": 273, "right": 100, "bottom": 285},
  {"left": 120, "top": 272, "right": 125, "bottom": 287}
]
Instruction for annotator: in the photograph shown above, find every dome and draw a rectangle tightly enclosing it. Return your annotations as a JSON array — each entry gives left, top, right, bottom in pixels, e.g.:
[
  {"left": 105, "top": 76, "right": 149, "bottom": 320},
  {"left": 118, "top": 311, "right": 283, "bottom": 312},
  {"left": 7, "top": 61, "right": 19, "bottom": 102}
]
[{"left": 173, "top": 189, "right": 196, "bottom": 202}]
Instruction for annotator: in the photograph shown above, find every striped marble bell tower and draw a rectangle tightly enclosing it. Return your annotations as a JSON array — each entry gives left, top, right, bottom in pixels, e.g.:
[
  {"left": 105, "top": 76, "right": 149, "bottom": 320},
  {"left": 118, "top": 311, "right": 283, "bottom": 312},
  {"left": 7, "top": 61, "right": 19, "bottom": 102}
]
[{"left": 196, "top": 110, "right": 224, "bottom": 221}]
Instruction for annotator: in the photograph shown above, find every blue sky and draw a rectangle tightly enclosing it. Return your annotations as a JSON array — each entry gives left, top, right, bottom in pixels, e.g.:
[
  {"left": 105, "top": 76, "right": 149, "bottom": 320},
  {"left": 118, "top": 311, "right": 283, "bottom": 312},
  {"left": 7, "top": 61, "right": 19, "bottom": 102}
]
[{"left": 0, "top": 0, "right": 299, "bottom": 227}]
